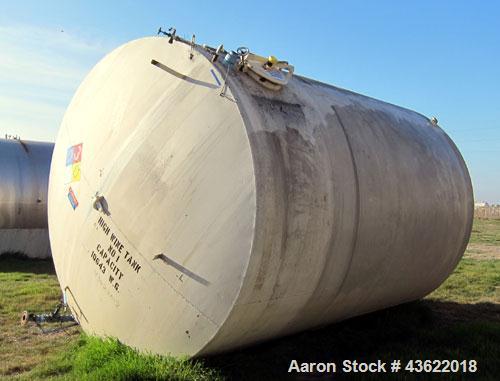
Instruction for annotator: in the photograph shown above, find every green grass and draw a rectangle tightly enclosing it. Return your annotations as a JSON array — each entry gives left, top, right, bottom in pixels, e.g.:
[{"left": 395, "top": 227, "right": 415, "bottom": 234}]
[
  {"left": 29, "top": 335, "right": 222, "bottom": 381},
  {"left": 1, "top": 218, "right": 500, "bottom": 380},
  {"left": 428, "top": 259, "right": 500, "bottom": 303},
  {"left": 0, "top": 254, "right": 79, "bottom": 377},
  {"left": 469, "top": 218, "right": 500, "bottom": 245}
]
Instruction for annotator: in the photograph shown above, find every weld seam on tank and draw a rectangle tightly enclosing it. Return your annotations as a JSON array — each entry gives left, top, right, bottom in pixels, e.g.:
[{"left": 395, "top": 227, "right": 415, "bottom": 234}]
[{"left": 324, "top": 103, "right": 361, "bottom": 309}]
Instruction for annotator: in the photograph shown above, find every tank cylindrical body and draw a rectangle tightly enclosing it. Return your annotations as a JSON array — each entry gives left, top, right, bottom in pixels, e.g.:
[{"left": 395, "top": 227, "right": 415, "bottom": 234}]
[
  {"left": 48, "top": 38, "right": 473, "bottom": 356},
  {"left": 0, "top": 139, "right": 53, "bottom": 258}
]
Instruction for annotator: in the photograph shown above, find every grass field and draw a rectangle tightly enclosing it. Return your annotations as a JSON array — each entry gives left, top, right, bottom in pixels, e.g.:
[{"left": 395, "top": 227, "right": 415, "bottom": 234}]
[{"left": 1, "top": 218, "right": 499, "bottom": 380}]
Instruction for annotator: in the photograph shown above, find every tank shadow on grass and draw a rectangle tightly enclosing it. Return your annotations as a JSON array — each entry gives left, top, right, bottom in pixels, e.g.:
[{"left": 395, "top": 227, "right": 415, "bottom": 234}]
[
  {"left": 205, "top": 301, "right": 500, "bottom": 380},
  {"left": 0, "top": 252, "right": 55, "bottom": 275}
]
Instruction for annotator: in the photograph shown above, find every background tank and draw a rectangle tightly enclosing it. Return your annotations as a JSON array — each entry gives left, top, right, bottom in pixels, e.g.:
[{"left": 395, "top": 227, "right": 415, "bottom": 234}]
[
  {"left": 0, "top": 138, "right": 53, "bottom": 258},
  {"left": 48, "top": 37, "right": 473, "bottom": 356}
]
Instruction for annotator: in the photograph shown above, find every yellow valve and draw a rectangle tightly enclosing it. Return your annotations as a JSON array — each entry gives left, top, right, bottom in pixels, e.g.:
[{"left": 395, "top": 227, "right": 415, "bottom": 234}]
[{"left": 267, "top": 55, "right": 278, "bottom": 67}]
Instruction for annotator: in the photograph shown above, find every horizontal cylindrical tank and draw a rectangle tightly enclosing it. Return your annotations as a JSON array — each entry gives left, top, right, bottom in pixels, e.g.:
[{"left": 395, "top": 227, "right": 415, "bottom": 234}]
[
  {"left": 48, "top": 37, "right": 473, "bottom": 356},
  {"left": 0, "top": 139, "right": 53, "bottom": 258}
]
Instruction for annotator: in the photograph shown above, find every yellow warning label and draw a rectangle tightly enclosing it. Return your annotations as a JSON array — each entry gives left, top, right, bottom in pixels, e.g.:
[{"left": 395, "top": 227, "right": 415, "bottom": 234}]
[{"left": 71, "top": 162, "right": 81, "bottom": 182}]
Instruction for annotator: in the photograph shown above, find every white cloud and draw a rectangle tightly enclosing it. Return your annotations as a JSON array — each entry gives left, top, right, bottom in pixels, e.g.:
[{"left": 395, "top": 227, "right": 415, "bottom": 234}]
[{"left": 0, "top": 24, "right": 111, "bottom": 141}]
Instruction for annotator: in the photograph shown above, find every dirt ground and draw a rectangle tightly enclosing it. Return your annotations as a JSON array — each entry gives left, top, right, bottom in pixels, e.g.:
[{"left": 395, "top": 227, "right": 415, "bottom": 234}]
[{"left": 465, "top": 243, "right": 500, "bottom": 260}]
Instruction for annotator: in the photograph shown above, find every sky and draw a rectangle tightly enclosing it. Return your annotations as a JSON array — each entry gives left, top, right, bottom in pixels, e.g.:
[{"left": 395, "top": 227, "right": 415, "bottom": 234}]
[{"left": 0, "top": 1, "right": 499, "bottom": 202}]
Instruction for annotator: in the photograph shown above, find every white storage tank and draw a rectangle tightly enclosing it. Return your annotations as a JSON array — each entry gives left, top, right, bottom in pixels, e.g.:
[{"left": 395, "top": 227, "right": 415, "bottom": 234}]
[
  {"left": 48, "top": 37, "right": 473, "bottom": 356},
  {"left": 0, "top": 138, "right": 53, "bottom": 258}
]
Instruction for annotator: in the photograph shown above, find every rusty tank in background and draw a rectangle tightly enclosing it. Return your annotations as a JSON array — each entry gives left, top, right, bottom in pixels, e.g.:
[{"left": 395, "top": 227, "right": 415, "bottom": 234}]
[
  {"left": 0, "top": 138, "right": 53, "bottom": 258},
  {"left": 47, "top": 35, "right": 473, "bottom": 356}
]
